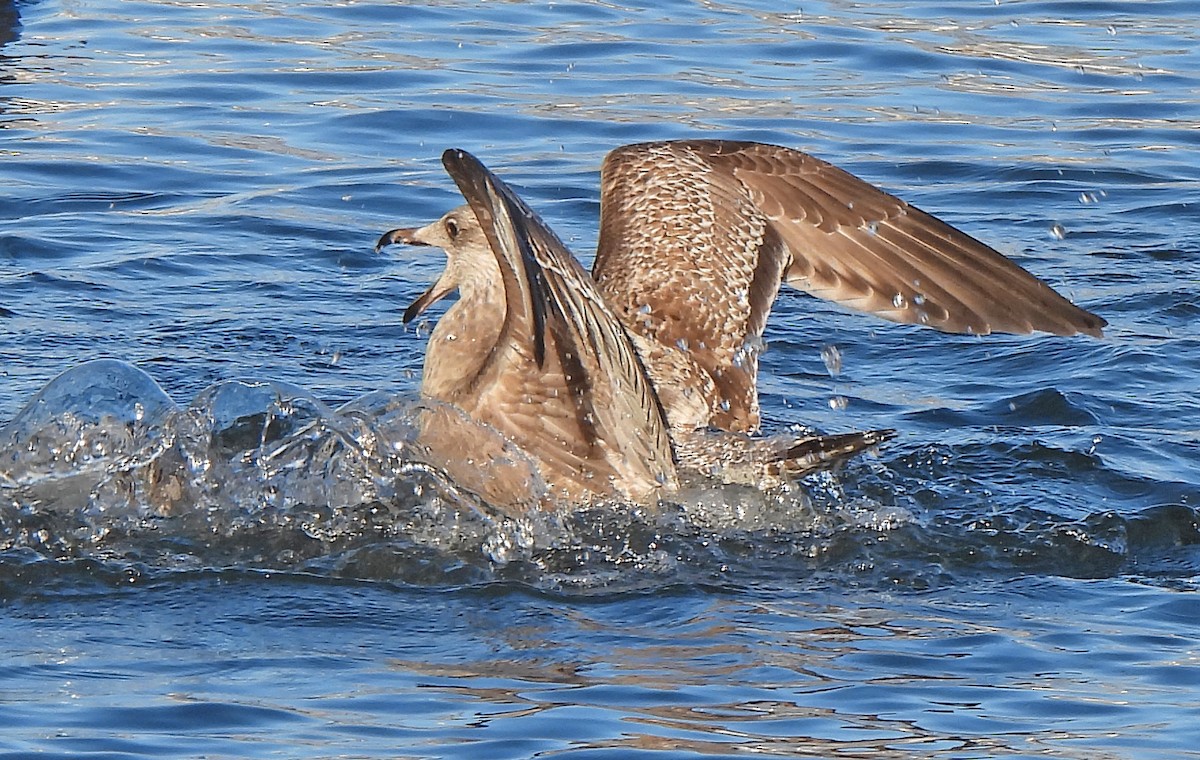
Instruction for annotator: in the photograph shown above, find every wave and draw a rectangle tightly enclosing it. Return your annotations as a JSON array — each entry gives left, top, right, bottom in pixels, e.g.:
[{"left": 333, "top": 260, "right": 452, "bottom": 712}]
[{"left": 1, "top": 360, "right": 1196, "bottom": 596}]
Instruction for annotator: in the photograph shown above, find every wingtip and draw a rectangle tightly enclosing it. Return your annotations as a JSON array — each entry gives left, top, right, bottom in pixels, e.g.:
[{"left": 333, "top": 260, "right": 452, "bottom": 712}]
[
  {"left": 441, "top": 148, "right": 499, "bottom": 218},
  {"left": 436, "top": 147, "right": 552, "bottom": 370},
  {"left": 1082, "top": 312, "right": 1108, "bottom": 339},
  {"left": 1047, "top": 298, "right": 1106, "bottom": 339},
  {"left": 1039, "top": 309, "right": 1106, "bottom": 339},
  {"left": 441, "top": 147, "right": 477, "bottom": 175}
]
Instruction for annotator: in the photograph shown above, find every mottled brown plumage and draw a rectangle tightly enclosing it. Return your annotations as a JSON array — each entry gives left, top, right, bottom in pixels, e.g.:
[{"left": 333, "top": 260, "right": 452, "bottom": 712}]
[
  {"left": 594, "top": 140, "right": 1105, "bottom": 435},
  {"left": 376, "top": 141, "right": 1104, "bottom": 508},
  {"left": 377, "top": 149, "right": 677, "bottom": 508}
]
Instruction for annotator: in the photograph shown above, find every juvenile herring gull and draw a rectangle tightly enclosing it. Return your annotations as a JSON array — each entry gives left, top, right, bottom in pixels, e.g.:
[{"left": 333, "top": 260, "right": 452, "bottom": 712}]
[{"left": 376, "top": 141, "right": 1104, "bottom": 508}]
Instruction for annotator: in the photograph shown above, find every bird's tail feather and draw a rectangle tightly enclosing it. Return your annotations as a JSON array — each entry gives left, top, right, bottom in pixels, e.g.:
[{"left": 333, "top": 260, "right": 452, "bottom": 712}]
[
  {"left": 769, "top": 428, "right": 895, "bottom": 478},
  {"left": 674, "top": 427, "right": 895, "bottom": 488}
]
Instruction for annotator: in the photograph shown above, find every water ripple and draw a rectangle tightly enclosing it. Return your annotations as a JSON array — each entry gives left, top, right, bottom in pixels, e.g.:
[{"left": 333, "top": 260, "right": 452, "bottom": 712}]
[
  {"left": 2, "top": 1, "right": 1198, "bottom": 756},
  {"left": 0, "top": 360, "right": 1195, "bottom": 597}
]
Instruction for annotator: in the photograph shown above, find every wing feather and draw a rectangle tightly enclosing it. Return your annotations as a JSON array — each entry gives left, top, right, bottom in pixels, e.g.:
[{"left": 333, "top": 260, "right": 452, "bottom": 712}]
[
  {"left": 441, "top": 149, "right": 678, "bottom": 501},
  {"left": 719, "top": 140, "right": 1106, "bottom": 336},
  {"left": 595, "top": 142, "right": 788, "bottom": 433},
  {"left": 593, "top": 140, "right": 1105, "bottom": 433}
]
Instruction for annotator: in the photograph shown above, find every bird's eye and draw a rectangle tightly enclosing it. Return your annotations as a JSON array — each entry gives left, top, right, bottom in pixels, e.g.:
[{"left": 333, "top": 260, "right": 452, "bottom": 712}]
[{"left": 445, "top": 218, "right": 460, "bottom": 238}]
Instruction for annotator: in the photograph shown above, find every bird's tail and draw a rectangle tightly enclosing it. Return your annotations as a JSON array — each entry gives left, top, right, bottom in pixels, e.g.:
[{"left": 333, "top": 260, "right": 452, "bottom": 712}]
[
  {"left": 674, "top": 428, "right": 895, "bottom": 488},
  {"left": 768, "top": 428, "right": 895, "bottom": 479}
]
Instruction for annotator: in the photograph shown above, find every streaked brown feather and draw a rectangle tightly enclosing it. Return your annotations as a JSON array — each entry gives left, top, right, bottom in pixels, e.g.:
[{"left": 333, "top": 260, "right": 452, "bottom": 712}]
[
  {"left": 378, "top": 139, "right": 1104, "bottom": 509},
  {"left": 593, "top": 140, "right": 1105, "bottom": 436},
  {"left": 428, "top": 149, "right": 678, "bottom": 505}
]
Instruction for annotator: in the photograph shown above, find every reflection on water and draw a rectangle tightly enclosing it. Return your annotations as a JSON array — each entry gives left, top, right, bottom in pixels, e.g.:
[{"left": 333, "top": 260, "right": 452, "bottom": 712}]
[
  {"left": 0, "top": 0, "right": 19, "bottom": 105},
  {"left": 331, "top": 583, "right": 1199, "bottom": 758},
  {"left": 6, "top": 573, "right": 1193, "bottom": 758},
  {"left": 0, "top": 2, "right": 17, "bottom": 49}
]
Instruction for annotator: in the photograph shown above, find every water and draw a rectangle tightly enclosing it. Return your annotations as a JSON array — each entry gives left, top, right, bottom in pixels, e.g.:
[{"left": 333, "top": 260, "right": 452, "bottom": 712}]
[{"left": 2, "top": 0, "right": 1199, "bottom": 756}]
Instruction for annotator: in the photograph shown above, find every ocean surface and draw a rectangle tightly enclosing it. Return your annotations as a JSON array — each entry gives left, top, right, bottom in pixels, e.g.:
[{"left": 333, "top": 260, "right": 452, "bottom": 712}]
[{"left": 2, "top": 0, "right": 1198, "bottom": 757}]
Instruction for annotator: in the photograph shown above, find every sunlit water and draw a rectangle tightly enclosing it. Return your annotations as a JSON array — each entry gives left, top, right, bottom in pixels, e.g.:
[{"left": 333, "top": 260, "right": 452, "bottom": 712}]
[{"left": 2, "top": 0, "right": 1198, "bottom": 757}]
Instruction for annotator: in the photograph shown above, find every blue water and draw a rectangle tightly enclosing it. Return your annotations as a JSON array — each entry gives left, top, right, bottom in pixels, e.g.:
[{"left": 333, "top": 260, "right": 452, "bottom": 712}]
[{"left": 2, "top": 0, "right": 1199, "bottom": 757}]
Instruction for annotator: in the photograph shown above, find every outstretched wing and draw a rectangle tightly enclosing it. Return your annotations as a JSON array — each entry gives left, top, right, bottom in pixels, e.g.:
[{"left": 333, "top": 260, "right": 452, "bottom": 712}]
[
  {"left": 441, "top": 149, "right": 678, "bottom": 501},
  {"left": 593, "top": 140, "right": 1106, "bottom": 432},
  {"left": 704, "top": 141, "right": 1105, "bottom": 336}
]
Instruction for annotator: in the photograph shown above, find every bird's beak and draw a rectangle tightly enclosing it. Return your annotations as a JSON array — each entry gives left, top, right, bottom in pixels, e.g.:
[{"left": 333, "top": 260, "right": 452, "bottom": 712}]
[
  {"left": 375, "top": 226, "right": 427, "bottom": 253},
  {"left": 375, "top": 223, "right": 453, "bottom": 325},
  {"left": 403, "top": 278, "right": 454, "bottom": 324}
]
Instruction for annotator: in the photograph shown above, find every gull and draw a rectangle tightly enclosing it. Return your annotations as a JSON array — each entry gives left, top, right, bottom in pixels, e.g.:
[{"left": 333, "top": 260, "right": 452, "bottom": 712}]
[{"left": 376, "top": 141, "right": 1104, "bottom": 509}]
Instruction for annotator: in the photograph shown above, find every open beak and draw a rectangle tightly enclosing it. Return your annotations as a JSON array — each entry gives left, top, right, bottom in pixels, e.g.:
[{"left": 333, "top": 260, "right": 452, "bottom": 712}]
[
  {"left": 376, "top": 223, "right": 453, "bottom": 325},
  {"left": 375, "top": 227, "right": 426, "bottom": 253},
  {"left": 403, "top": 278, "right": 456, "bottom": 324}
]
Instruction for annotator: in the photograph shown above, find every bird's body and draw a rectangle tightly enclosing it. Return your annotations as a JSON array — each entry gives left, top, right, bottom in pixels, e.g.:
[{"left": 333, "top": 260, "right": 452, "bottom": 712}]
[
  {"left": 377, "top": 156, "right": 677, "bottom": 508},
  {"left": 376, "top": 141, "right": 1104, "bottom": 510}
]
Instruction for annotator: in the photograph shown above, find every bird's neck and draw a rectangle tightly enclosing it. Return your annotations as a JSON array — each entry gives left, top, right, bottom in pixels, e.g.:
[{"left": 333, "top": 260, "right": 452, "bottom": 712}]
[{"left": 420, "top": 271, "right": 507, "bottom": 402}]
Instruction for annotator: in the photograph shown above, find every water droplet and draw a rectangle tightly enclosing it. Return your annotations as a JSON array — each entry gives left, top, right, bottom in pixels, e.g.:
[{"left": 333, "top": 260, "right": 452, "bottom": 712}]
[
  {"left": 675, "top": 337, "right": 689, "bottom": 352},
  {"left": 913, "top": 293, "right": 926, "bottom": 306},
  {"left": 820, "top": 345, "right": 842, "bottom": 376},
  {"left": 1050, "top": 223, "right": 1066, "bottom": 240},
  {"left": 892, "top": 293, "right": 907, "bottom": 309},
  {"left": 829, "top": 396, "right": 848, "bottom": 411}
]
